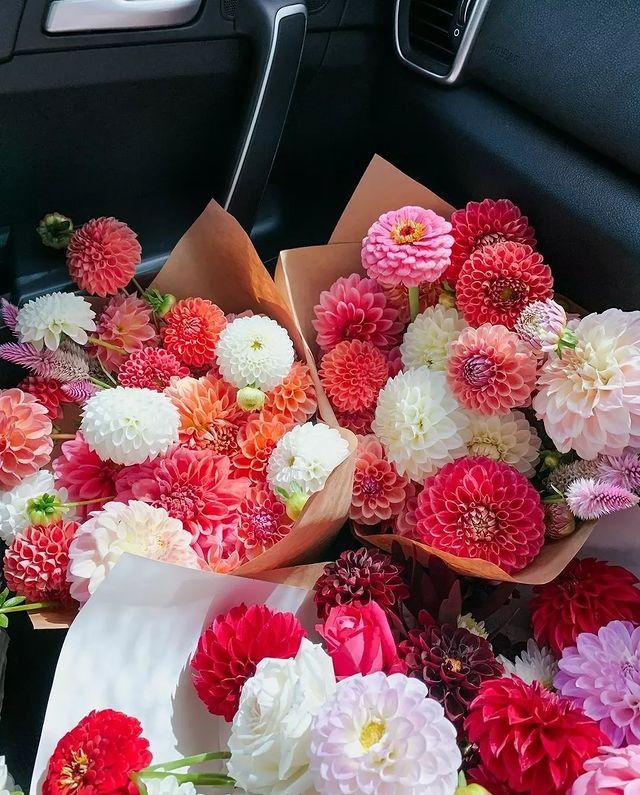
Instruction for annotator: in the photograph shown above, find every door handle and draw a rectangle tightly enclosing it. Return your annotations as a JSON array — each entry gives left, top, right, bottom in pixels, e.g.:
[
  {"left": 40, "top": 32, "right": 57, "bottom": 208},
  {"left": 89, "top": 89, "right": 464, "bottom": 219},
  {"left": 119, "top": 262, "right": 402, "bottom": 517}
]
[{"left": 45, "top": 0, "right": 202, "bottom": 33}]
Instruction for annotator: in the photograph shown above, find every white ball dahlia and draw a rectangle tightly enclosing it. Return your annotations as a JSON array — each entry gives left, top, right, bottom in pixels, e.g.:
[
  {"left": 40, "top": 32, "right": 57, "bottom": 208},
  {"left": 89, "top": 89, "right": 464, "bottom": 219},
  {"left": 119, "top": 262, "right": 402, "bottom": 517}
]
[
  {"left": 144, "top": 777, "right": 197, "bottom": 795},
  {"left": 16, "top": 292, "right": 96, "bottom": 351},
  {"left": 0, "top": 757, "right": 16, "bottom": 795},
  {"left": 267, "top": 422, "right": 350, "bottom": 497},
  {"left": 498, "top": 639, "right": 558, "bottom": 690},
  {"left": 400, "top": 305, "right": 466, "bottom": 371},
  {"left": 372, "top": 367, "right": 470, "bottom": 482},
  {"left": 67, "top": 500, "right": 199, "bottom": 603},
  {"left": 534, "top": 308, "right": 640, "bottom": 459},
  {"left": 0, "top": 470, "right": 63, "bottom": 544},
  {"left": 309, "top": 672, "right": 461, "bottom": 795},
  {"left": 215, "top": 315, "right": 295, "bottom": 391},
  {"left": 465, "top": 409, "right": 541, "bottom": 476},
  {"left": 80, "top": 386, "right": 179, "bottom": 465}
]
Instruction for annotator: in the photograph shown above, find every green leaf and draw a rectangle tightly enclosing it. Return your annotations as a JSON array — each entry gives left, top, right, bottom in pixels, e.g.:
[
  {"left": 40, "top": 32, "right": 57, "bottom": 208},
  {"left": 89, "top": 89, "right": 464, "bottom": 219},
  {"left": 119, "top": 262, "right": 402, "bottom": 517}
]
[
  {"left": 3, "top": 596, "right": 26, "bottom": 608},
  {"left": 0, "top": 588, "right": 9, "bottom": 607},
  {"left": 0, "top": 614, "right": 9, "bottom": 628}
]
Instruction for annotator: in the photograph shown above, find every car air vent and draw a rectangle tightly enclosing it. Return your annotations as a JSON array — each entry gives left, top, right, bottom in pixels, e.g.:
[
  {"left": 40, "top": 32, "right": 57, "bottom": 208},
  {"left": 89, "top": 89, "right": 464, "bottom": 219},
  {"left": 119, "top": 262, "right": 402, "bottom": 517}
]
[
  {"left": 395, "top": 0, "right": 491, "bottom": 84},
  {"left": 222, "top": 0, "right": 327, "bottom": 20}
]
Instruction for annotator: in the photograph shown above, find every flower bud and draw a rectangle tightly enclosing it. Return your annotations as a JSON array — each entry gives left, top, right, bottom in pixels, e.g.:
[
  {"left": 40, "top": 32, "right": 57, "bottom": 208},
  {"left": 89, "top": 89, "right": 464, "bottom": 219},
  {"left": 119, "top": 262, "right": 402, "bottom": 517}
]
[
  {"left": 26, "top": 493, "right": 66, "bottom": 526},
  {"left": 544, "top": 502, "right": 576, "bottom": 539},
  {"left": 36, "top": 213, "right": 74, "bottom": 249},
  {"left": 285, "top": 491, "right": 309, "bottom": 521},
  {"left": 144, "top": 289, "right": 176, "bottom": 318},
  {"left": 456, "top": 785, "right": 492, "bottom": 795},
  {"left": 541, "top": 450, "right": 563, "bottom": 471},
  {"left": 438, "top": 286, "right": 456, "bottom": 309},
  {"left": 237, "top": 385, "right": 266, "bottom": 412}
]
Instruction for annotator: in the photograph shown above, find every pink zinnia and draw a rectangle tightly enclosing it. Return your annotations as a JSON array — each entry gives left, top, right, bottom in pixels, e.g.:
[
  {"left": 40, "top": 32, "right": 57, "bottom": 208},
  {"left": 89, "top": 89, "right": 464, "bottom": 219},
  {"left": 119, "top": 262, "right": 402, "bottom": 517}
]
[
  {"left": 312, "top": 273, "right": 403, "bottom": 352},
  {"left": 571, "top": 745, "right": 640, "bottom": 794},
  {"left": 447, "top": 323, "right": 537, "bottom": 415},
  {"left": 319, "top": 339, "right": 389, "bottom": 413},
  {"left": 93, "top": 292, "right": 157, "bottom": 369},
  {"left": 53, "top": 432, "right": 119, "bottom": 519},
  {"left": 66, "top": 217, "right": 141, "bottom": 297},
  {"left": 350, "top": 435, "right": 410, "bottom": 525},
  {"left": 232, "top": 484, "right": 293, "bottom": 560},
  {"left": 597, "top": 453, "right": 640, "bottom": 491},
  {"left": 361, "top": 206, "right": 454, "bottom": 287},
  {"left": 0, "top": 388, "right": 53, "bottom": 489},
  {"left": 115, "top": 445, "right": 248, "bottom": 556},
  {"left": 565, "top": 477, "right": 639, "bottom": 520},
  {"left": 118, "top": 346, "right": 189, "bottom": 390}
]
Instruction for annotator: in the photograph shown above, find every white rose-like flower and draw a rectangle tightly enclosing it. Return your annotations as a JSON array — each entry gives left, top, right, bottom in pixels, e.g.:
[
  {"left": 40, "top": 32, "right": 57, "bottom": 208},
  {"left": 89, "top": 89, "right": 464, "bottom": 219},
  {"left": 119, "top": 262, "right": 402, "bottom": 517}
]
[
  {"left": 67, "top": 500, "right": 199, "bottom": 603},
  {"left": 16, "top": 292, "right": 96, "bottom": 351},
  {"left": 465, "top": 409, "right": 541, "bottom": 476},
  {"left": 498, "top": 639, "right": 558, "bottom": 689},
  {"left": 309, "top": 672, "right": 461, "bottom": 795},
  {"left": 0, "top": 757, "right": 16, "bottom": 795},
  {"left": 267, "top": 423, "right": 349, "bottom": 498},
  {"left": 372, "top": 367, "right": 470, "bottom": 482},
  {"left": 400, "top": 305, "right": 466, "bottom": 371},
  {"left": 0, "top": 470, "right": 66, "bottom": 544},
  {"left": 143, "top": 777, "right": 197, "bottom": 795},
  {"left": 80, "top": 386, "right": 179, "bottom": 465},
  {"left": 215, "top": 315, "right": 295, "bottom": 391},
  {"left": 228, "top": 638, "right": 336, "bottom": 795}
]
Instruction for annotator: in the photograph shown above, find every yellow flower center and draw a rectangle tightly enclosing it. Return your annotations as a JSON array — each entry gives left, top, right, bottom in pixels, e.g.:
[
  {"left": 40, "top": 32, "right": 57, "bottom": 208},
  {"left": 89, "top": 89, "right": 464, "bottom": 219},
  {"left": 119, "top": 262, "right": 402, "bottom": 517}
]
[
  {"left": 59, "top": 749, "right": 89, "bottom": 792},
  {"left": 251, "top": 338, "right": 264, "bottom": 350},
  {"left": 360, "top": 720, "right": 385, "bottom": 749},
  {"left": 391, "top": 219, "right": 424, "bottom": 245},
  {"left": 445, "top": 656, "right": 463, "bottom": 673}
]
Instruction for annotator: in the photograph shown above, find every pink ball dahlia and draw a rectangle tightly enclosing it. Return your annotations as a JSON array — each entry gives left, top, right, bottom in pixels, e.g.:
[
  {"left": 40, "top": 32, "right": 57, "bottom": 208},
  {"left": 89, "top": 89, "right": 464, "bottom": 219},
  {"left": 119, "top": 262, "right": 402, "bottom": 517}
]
[
  {"left": 447, "top": 198, "right": 536, "bottom": 285},
  {"left": 312, "top": 273, "right": 403, "bottom": 353},
  {"left": 0, "top": 388, "right": 53, "bottom": 489},
  {"left": 361, "top": 206, "right": 454, "bottom": 287},
  {"left": 4, "top": 520, "right": 78, "bottom": 605},
  {"left": 66, "top": 217, "right": 141, "bottom": 297},
  {"left": 93, "top": 292, "right": 157, "bottom": 370},
  {"left": 17, "top": 375, "right": 67, "bottom": 420},
  {"left": 394, "top": 481, "right": 422, "bottom": 537},
  {"left": 415, "top": 456, "right": 545, "bottom": 574},
  {"left": 162, "top": 297, "right": 227, "bottom": 368},
  {"left": 447, "top": 323, "right": 538, "bottom": 415},
  {"left": 571, "top": 746, "right": 640, "bottom": 794},
  {"left": 231, "top": 484, "right": 293, "bottom": 560},
  {"left": 117, "top": 346, "right": 189, "bottom": 390},
  {"left": 319, "top": 339, "right": 389, "bottom": 413},
  {"left": 350, "top": 435, "right": 410, "bottom": 525},
  {"left": 457, "top": 241, "right": 553, "bottom": 329}
]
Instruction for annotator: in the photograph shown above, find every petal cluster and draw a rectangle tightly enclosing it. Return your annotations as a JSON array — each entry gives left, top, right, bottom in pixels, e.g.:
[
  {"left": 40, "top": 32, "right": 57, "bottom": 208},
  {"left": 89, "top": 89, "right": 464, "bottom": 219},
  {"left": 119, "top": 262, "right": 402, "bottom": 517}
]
[
  {"left": 320, "top": 339, "right": 388, "bottom": 413},
  {"left": 0, "top": 388, "right": 53, "bottom": 489},
  {"left": 350, "top": 435, "right": 410, "bottom": 525}
]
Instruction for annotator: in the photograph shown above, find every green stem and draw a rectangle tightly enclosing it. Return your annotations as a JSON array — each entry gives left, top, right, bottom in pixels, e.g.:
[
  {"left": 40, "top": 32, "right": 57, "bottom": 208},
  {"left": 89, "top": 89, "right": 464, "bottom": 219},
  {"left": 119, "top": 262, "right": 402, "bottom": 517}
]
[
  {"left": 89, "top": 376, "right": 112, "bottom": 390},
  {"left": 140, "top": 772, "right": 235, "bottom": 786},
  {"left": 131, "top": 277, "right": 146, "bottom": 296},
  {"left": 63, "top": 496, "right": 114, "bottom": 509},
  {"left": 144, "top": 752, "right": 231, "bottom": 773},
  {"left": 51, "top": 433, "right": 76, "bottom": 441},
  {"left": 407, "top": 285, "right": 420, "bottom": 322},
  {"left": 0, "top": 601, "right": 58, "bottom": 614},
  {"left": 98, "top": 357, "right": 118, "bottom": 386},
  {"left": 87, "top": 336, "right": 127, "bottom": 354}
]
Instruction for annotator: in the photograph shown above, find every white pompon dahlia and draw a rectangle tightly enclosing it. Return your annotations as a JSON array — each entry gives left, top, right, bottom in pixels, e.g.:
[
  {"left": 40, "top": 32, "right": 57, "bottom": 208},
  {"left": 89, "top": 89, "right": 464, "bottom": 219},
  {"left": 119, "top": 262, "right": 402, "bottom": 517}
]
[
  {"left": 457, "top": 612, "right": 489, "bottom": 639},
  {"left": 0, "top": 757, "right": 16, "bottom": 795},
  {"left": 309, "top": 672, "right": 461, "bottom": 795},
  {"left": 80, "top": 386, "right": 179, "bottom": 465},
  {"left": 67, "top": 500, "right": 199, "bottom": 603},
  {"left": 372, "top": 367, "right": 470, "bottom": 482},
  {"left": 533, "top": 308, "right": 640, "bottom": 459},
  {"left": 0, "top": 470, "right": 59, "bottom": 544},
  {"left": 267, "top": 422, "right": 349, "bottom": 497},
  {"left": 498, "top": 639, "right": 558, "bottom": 689},
  {"left": 228, "top": 638, "right": 336, "bottom": 795},
  {"left": 465, "top": 409, "right": 541, "bottom": 476},
  {"left": 215, "top": 315, "right": 295, "bottom": 391},
  {"left": 16, "top": 292, "right": 96, "bottom": 351},
  {"left": 400, "top": 305, "right": 466, "bottom": 371},
  {"left": 143, "top": 777, "right": 196, "bottom": 795}
]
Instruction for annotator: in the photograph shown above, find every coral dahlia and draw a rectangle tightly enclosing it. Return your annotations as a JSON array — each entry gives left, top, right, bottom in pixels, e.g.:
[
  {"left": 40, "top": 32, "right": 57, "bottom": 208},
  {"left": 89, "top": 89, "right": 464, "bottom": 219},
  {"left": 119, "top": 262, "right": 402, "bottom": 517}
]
[
  {"left": 260, "top": 361, "right": 317, "bottom": 425},
  {"left": 319, "top": 339, "right": 389, "bottom": 413},
  {"left": 42, "top": 709, "right": 152, "bottom": 795},
  {"left": 233, "top": 417, "right": 291, "bottom": 483},
  {"left": 415, "top": 456, "right": 545, "bottom": 574},
  {"left": 457, "top": 241, "right": 553, "bottom": 329},
  {"left": 190, "top": 603, "right": 306, "bottom": 721},
  {"left": 530, "top": 558, "right": 640, "bottom": 655},
  {"left": 0, "top": 388, "right": 53, "bottom": 489},
  {"left": 350, "top": 435, "right": 410, "bottom": 525},
  {"left": 17, "top": 375, "right": 67, "bottom": 420},
  {"left": 231, "top": 485, "right": 293, "bottom": 560},
  {"left": 66, "top": 217, "right": 141, "bottom": 297},
  {"left": 466, "top": 677, "right": 606, "bottom": 795},
  {"left": 93, "top": 292, "right": 157, "bottom": 370},
  {"left": 394, "top": 481, "right": 422, "bottom": 537},
  {"left": 118, "top": 346, "right": 188, "bottom": 390},
  {"left": 447, "top": 323, "right": 537, "bottom": 416},
  {"left": 162, "top": 297, "right": 227, "bottom": 368}
]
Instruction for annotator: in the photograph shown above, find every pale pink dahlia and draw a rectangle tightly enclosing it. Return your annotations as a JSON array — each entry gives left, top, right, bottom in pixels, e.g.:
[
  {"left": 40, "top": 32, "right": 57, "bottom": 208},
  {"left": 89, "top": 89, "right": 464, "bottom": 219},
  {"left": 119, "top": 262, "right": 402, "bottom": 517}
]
[
  {"left": 361, "top": 206, "right": 454, "bottom": 287},
  {"left": 597, "top": 453, "right": 640, "bottom": 491},
  {"left": 447, "top": 323, "right": 537, "bottom": 415},
  {"left": 92, "top": 292, "right": 157, "bottom": 369},
  {"left": 350, "top": 435, "right": 410, "bottom": 525},
  {"left": 571, "top": 746, "right": 640, "bottom": 794},
  {"left": 515, "top": 298, "right": 574, "bottom": 354},
  {"left": 566, "top": 478, "right": 639, "bottom": 520},
  {"left": 117, "top": 346, "right": 189, "bottom": 390},
  {"left": 533, "top": 309, "right": 640, "bottom": 460},
  {"left": 312, "top": 274, "right": 402, "bottom": 352}
]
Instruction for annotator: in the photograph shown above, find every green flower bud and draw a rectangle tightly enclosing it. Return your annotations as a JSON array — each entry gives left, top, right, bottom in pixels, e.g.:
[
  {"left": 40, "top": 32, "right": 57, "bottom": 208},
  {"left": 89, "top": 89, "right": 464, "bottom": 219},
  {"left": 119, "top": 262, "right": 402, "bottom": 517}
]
[
  {"left": 541, "top": 450, "right": 563, "bottom": 471},
  {"left": 36, "top": 213, "right": 74, "bottom": 249},
  {"left": 26, "top": 493, "right": 66, "bottom": 526},
  {"left": 144, "top": 289, "right": 177, "bottom": 318},
  {"left": 438, "top": 285, "right": 457, "bottom": 309},
  {"left": 285, "top": 491, "right": 309, "bottom": 521},
  {"left": 456, "top": 786, "right": 492, "bottom": 795},
  {"left": 237, "top": 385, "right": 267, "bottom": 412}
]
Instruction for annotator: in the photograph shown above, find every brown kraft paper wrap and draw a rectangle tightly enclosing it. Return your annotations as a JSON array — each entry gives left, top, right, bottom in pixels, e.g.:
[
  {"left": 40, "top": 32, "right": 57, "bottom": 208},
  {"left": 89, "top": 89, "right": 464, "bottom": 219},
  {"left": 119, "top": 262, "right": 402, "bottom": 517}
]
[{"left": 275, "top": 154, "right": 596, "bottom": 586}]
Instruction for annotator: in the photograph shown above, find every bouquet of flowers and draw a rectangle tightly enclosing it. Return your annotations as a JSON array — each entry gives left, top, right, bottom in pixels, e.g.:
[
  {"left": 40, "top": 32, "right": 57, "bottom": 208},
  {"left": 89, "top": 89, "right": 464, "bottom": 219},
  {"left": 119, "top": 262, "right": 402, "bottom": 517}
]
[
  {"left": 277, "top": 155, "right": 640, "bottom": 582},
  {"left": 0, "top": 201, "right": 356, "bottom": 626}
]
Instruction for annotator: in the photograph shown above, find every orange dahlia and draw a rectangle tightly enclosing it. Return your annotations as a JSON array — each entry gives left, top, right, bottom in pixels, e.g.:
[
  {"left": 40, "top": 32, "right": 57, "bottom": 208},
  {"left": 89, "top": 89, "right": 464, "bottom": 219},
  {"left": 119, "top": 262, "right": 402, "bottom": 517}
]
[
  {"left": 261, "top": 361, "right": 317, "bottom": 425},
  {"left": 0, "top": 389, "right": 53, "bottom": 489},
  {"left": 93, "top": 292, "right": 157, "bottom": 370},
  {"left": 165, "top": 375, "right": 248, "bottom": 456},
  {"left": 233, "top": 417, "right": 291, "bottom": 483},
  {"left": 320, "top": 340, "right": 389, "bottom": 413},
  {"left": 162, "top": 297, "right": 227, "bottom": 368}
]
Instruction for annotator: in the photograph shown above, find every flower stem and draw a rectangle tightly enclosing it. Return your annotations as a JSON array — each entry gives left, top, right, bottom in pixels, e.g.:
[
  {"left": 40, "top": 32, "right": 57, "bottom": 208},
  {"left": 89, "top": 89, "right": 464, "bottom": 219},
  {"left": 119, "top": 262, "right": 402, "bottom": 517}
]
[
  {"left": 0, "top": 601, "right": 58, "bottom": 614},
  {"left": 63, "top": 496, "right": 114, "bottom": 509},
  {"left": 98, "top": 357, "right": 118, "bottom": 386},
  {"left": 88, "top": 336, "right": 127, "bottom": 354},
  {"left": 140, "top": 772, "right": 235, "bottom": 786},
  {"left": 144, "top": 752, "right": 231, "bottom": 773},
  {"left": 131, "top": 277, "right": 146, "bottom": 296},
  {"left": 51, "top": 433, "right": 76, "bottom": 441},
  {"left": 89, "top": 376, "right": 113, "bottom": 390},
  {"left": 407, "top": 286, "right": 420, "bottom": 322}
]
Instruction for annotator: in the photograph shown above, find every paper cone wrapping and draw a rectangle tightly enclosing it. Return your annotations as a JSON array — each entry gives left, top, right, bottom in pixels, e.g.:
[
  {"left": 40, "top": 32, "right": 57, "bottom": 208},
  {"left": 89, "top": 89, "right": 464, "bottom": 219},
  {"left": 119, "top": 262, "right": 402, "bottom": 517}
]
[
  {"left": 275, "top": 154, "right": 598, "bottom": 585},
  {"left": 30, "top": 200, "right": 355, "bottom": 628}
]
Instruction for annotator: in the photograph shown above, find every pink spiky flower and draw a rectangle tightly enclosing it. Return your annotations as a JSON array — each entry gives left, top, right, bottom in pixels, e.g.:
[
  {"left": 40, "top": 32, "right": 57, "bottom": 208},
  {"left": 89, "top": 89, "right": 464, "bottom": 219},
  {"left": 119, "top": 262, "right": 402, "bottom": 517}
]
[
  {"left": 566, "top": 477, "right": 639, "bottom": 520},
  {"left": 597, "top": 453, "right": 640, "bottom": 492},
  {"left": 0, "top": 342, "right": 58, "bottom": 373},
  {"left": 60, "top": 380, "right": 99, "bottom": 405},
  {"left": 0, "top": 298, "right": 18, "bottom": 332}
]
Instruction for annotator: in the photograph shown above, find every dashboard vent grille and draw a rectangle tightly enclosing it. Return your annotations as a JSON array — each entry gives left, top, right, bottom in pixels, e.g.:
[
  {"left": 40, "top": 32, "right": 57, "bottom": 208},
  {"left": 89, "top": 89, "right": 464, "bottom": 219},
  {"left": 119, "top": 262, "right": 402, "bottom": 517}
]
[
  {"left": 408, "top": 0, "right": 458, "bottom": 67},
  {"left": 222, "top": 0, "right": 327, "bottom": 20}
]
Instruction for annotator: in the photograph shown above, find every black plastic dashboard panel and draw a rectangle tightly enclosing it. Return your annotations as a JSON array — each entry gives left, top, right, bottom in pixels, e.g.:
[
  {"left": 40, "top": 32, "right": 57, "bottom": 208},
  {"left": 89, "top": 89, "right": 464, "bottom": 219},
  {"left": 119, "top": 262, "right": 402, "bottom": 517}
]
[{"left": 468, "top": 0, "right": 640, "bottom": 177}]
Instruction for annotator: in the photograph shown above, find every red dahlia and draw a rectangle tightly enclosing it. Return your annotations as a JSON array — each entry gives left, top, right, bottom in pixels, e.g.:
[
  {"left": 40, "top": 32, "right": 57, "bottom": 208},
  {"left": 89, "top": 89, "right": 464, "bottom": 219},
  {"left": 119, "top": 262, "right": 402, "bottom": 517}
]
[
  {"left": 42, "top": 709, "right": 151, "bottom": 795},
  {"left": 162, "top": 297, "right": 227, "bottom": 368},
  {"left": 319, "top": 339, "right": 389, "bottom": 413},
  {"left": 191, "top": 603, "right": 306, "bottom": 721},
  {"left": 457, "top": 241, "right": 553, "bottom": 329},
  {"left": 447, "top": 198, "right": 536, "bottom": 285},
  {"left": 531, "top": 557, "right": 640, "bottom": 655},
  {"left": 118, "top": 346, "right": 189, "bottom": 391},
  {"left": 465, "top": 677, "right": 607, "bottom": 795},
  {"left": 313, "top": 547, "right": 409, "bottom": 620},
  {"left": 17, "top": 376, "right": 67, "bottom": 420}
]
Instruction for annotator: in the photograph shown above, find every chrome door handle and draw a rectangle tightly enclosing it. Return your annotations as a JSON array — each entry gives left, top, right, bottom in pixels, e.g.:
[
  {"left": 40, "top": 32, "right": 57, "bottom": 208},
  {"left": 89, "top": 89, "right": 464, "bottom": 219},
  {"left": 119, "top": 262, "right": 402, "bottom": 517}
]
[{"left": 45, "top": 0, "right": 202, "bottom": 33}]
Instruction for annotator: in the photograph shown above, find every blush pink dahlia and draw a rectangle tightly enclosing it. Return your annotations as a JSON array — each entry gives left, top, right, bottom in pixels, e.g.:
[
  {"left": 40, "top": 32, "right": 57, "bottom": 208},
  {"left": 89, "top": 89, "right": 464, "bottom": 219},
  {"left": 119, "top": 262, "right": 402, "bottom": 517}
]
[
  {"left": 117, "top": 346, "right": 188, "bottom": 390},
  {"left": 350, "top": 435, "right": 410, "bottom": 525},
  {"left": 415, "top": 456, "right": 545, "bottom": 574},
  {"left": 93, "top": 292, "right": 157, "bottom": 369},
  {"left": 566, "top": 477, "right": 639, "bottom": 520},
  {"left": 319, "top": 339, "right": 389, "bottom": 413},
  {"left": 231, "top": 484, "right": 293, "bottom": 560},
  {"left": 361, "top": 206, "right": 454, "bottom": 287},
  {"left": 66, "top": 217, "right": 141, "bottom": 297},
  {"left": 0, "top": 388, "right": 53, "bottom": 489},
  {"left": 555, "top": 620, "right": 640, "bottom": 747},
  {"left": 571, "top": 746, "right": 640, "bottom": 795},
  {"left": 447, "top": 324, "right": 537, "bottom": 415},
  {"left": 312, "top": 273, "right": 402, "bottom": 352}
]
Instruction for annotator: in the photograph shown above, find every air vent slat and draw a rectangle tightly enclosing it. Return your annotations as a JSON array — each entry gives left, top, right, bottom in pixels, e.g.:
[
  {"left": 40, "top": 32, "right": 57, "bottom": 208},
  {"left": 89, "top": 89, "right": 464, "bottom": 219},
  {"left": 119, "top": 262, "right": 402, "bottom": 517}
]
[{"left": 408, "top": 0, "right": 458, "bottom": 68}]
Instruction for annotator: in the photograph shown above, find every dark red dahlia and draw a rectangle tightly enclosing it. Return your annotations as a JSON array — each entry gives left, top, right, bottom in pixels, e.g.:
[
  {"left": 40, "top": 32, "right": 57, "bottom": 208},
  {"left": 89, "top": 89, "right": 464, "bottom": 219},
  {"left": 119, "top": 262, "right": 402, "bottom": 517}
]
[
  {"left": 42, "top": 709, "right": 151, "bottom": 795},
  {"left": 399, "top": 622, "right": 503, "bottom": 730},
  {"left": 313, "top": 547, "right": 409, "bottom": 620}
]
